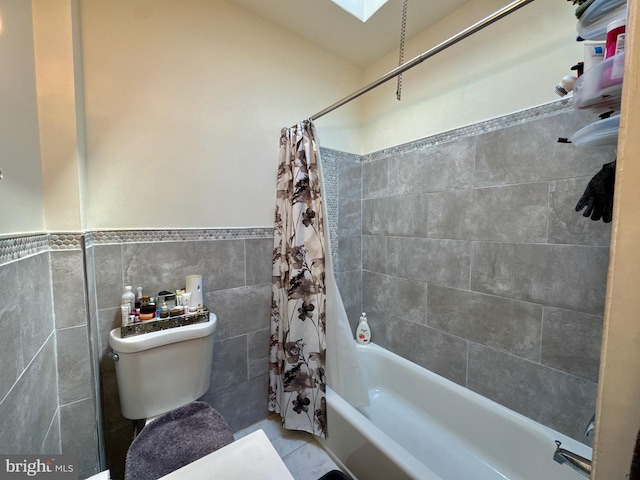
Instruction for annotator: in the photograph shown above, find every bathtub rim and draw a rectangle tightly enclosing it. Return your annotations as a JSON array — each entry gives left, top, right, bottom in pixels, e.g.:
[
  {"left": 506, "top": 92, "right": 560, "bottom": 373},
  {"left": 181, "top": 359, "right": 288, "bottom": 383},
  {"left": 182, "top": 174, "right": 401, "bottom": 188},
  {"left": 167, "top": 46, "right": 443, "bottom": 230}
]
[
  {"left": 354, "top": 342, "right": 592, "bottom": 460},
  {"left": 321, "top": 341, "right": 592, "bottom": 480}
]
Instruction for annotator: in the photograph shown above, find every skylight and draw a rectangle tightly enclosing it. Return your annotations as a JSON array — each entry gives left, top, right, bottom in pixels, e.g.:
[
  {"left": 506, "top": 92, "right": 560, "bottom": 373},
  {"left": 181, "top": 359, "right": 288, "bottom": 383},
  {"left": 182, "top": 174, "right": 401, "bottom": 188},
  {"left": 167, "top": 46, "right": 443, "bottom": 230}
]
[{"left": 330, "top": 0, "right": 389, "bottom": 22}]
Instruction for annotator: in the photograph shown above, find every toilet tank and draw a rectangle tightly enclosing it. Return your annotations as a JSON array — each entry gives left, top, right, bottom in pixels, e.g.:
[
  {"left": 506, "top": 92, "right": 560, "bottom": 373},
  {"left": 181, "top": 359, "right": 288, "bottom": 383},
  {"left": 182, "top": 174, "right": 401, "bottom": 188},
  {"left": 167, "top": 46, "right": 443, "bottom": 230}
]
[{"left": 109, "top": 315, "right": 217, "bottom": 420}]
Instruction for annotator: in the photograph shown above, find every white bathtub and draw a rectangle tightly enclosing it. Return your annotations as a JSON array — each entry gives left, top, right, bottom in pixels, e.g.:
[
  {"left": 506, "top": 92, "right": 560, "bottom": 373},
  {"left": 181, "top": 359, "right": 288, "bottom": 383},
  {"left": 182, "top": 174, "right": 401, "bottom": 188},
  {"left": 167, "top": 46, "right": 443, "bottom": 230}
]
[{"left": 318, "top": 343, "right": 591, "bottom": 480}]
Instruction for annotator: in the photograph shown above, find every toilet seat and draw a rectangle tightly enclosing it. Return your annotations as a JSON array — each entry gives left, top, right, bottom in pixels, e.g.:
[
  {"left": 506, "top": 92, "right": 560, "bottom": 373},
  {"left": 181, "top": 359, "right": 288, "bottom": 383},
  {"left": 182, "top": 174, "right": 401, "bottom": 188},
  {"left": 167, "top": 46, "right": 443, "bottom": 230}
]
[{"left": 124, "top": 401, "right": 233, "bottom": 480}]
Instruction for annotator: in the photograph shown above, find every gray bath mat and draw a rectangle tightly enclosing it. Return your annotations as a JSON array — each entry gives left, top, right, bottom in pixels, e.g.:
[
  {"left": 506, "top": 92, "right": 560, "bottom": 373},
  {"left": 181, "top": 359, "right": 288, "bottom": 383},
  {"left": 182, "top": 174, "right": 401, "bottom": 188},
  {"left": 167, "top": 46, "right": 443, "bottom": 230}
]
[{"left": 124, "top": 401, "right": 234, "bottom": 480}]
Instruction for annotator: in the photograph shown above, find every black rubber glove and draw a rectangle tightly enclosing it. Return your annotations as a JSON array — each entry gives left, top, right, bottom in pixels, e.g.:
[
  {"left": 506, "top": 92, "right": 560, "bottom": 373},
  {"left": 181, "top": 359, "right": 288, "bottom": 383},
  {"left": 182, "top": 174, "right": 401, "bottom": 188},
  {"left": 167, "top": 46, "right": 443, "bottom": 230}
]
[{"left": 575, "top": 161, "right": 616, "bottom": 223}]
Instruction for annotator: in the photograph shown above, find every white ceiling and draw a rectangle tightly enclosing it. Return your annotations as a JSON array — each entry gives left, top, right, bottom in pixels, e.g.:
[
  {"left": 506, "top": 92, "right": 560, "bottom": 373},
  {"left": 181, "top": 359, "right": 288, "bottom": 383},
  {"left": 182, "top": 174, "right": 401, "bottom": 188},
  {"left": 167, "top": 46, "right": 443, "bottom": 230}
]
[{"left": 224, "top": 0, "right": 472, "bottom": 69}]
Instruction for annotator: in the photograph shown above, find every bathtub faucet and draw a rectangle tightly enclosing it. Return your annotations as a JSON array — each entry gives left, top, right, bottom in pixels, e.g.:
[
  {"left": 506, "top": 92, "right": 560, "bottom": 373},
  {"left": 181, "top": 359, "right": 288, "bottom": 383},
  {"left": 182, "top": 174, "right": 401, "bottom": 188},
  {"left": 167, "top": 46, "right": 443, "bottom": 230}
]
[
  {"left": 553, "top": 440, "right": 592, "bottom": 478},
  {"left": 584, "top": 413, "right": 596, "bottom": 438}
]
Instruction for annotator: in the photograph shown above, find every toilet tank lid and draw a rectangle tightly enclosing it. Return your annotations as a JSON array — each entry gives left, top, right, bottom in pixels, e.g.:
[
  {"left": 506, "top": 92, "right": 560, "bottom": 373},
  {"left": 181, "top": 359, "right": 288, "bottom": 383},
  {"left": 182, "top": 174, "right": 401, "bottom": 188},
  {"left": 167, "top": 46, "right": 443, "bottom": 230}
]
[{"left": 109, "top": 314, "right": 217, "bottom": 353}]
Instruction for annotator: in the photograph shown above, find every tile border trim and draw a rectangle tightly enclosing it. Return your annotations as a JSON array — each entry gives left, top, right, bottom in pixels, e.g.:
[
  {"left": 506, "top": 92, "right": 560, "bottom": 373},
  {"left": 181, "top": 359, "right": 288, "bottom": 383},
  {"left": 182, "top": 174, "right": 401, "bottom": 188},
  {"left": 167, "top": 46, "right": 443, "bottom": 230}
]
[
  {"left": 0, "top": 228, "right": 275, "bottom": 266},
  {"left": 363, "top": 98, "right": 573, "bottom": 162}
]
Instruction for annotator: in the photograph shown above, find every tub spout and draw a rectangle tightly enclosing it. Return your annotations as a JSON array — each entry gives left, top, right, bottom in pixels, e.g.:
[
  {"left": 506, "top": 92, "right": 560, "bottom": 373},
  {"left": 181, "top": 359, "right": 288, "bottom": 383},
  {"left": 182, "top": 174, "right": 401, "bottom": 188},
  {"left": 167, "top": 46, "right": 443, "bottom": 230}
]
[
  {"left": 553, "top": 441, "right": 591, "bottom": 478},
  {"left": 584, "top": 413, "right": 595, "bottom": 438}
]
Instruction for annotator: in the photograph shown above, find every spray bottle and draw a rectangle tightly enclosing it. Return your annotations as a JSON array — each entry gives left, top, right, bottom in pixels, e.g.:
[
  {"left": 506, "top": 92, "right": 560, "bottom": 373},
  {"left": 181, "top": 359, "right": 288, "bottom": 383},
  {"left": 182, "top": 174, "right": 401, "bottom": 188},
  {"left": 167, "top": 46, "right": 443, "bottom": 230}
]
[{"left": 355, "top": 312, "right": 371, "bottom": 345}]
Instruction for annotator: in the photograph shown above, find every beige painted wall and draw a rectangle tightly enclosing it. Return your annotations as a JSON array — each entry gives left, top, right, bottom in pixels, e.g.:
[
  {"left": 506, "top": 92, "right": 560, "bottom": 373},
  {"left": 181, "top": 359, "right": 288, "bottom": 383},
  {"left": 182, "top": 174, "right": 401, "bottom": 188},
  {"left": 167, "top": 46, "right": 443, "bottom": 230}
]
[
  {"left": 0, "top": 0, "right": 44, "bottom": 236},
  {"left": 79, "top": 0, "right": 362, "bottom": 230},
  {"left": 593, "top": 2, "right": 640, "bottom": 478},
  {"left": 32, "top": 0, "right": 85, "bottom": 233},
  {"left": 357, "top": 0, "right": 585, "bottom": 153}
]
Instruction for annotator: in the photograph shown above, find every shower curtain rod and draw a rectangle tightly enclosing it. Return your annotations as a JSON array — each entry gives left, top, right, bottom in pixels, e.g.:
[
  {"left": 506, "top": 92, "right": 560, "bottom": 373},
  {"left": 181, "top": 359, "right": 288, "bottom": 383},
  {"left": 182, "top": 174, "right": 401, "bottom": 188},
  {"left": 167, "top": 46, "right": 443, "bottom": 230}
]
[{"left": 310, "top": 0, "right": 536, "bottom": 121}]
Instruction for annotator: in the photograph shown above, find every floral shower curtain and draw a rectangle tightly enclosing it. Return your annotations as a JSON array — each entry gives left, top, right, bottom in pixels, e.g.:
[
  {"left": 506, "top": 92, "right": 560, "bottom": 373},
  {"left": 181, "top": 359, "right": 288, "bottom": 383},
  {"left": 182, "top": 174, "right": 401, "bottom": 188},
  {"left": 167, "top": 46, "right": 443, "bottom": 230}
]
[{"left": 269, "top": 121, "right": 328, "bottom": 437}]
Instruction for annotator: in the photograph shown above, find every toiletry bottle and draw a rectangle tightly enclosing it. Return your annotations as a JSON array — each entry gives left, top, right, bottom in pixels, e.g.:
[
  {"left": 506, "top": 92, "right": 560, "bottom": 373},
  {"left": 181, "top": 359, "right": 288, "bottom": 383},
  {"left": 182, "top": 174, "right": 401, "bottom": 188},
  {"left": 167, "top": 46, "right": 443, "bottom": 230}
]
[
  {"left": 135, "top": 287, "right": 143, "bottom": 310},
  {"left": 356, "top": 313, "right": 371, "bottom": 344},
  {"left": 122, "top": 286, "right": 135, "bottom": 309}
]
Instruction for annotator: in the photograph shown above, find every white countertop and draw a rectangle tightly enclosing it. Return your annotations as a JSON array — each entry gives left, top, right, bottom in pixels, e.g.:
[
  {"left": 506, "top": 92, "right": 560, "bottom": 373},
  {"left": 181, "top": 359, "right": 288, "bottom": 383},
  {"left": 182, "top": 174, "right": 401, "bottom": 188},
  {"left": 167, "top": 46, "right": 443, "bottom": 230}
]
[{"left": 159, "top": 429, "right": 295, "bottom": 480}]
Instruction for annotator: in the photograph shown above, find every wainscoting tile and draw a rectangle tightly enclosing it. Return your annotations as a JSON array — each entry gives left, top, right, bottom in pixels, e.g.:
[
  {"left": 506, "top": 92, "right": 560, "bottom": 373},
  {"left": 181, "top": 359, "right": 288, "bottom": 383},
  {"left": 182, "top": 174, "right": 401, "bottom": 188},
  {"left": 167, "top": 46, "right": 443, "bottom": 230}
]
[
  {"left": 97, "top": 307, "right": 120, "bottom": 372},
  {"left": 387, "top": 317, "right": 467, "bottom": 386},
  {"left": 541, "top": 307, "right": 603, "bottom": 383},
  {"left": 122, "top": 239, "right": 246, "bottom": 298},
  {"left": 57, "top": 326, "right": 93, "bottom": 405},
  {"left": 427, "top": 285, "right": 542, "bottom": 361},
  {"left": 51, "top": 250, "right": 88, "bottom": 329},
  {"left": 363, "top": 158, "right": 387, "bottom": 199},
  {"left": 387, "top": 237, "right": 471, "bottom": 289},
  {"left": 100, "top": 368, "right": 129, "bottom": 434},
  {"left": 93, "top": 244, "right": 124, "bottom": 309},
  {"left": 202, "top": 374, "right": 270, "bottom": 432},
  {"left": 0, "top": 261, "right": 25, "bottom": 401},
  {"left": 205, "top": 285, "right": 271, "bottom": 341},
  {"left": 467, "top": 344, "right": 597, "bottom": 442},
  {"left": 387, "top": 136, "right": 475, "bottom": 194},
  {"left": 245, "top": 237, "right": 273, "bottom": 286},
  {"left": 0, "top": 336, "right": 58, "bottom": 454},
  {"left": 470, "top": 242, "right": 609, "bottom": 315},
  {"left": 363, "top": 271, "right": 427, "bottom": 325},
  {"left": 40, "top": 410, "right": 61, "bottom": 454},
  {"left": 548, "top": 177, "right": 612, "bottom": 246},
  {"left": 248, "top": 328, "right": 270, "bottom": 380},
  {"left": 428, "top": 183, "right": 548, "bottom": 243},
  {"left": 210, "top": 336, "right": 248, "bottom": 393},
  {"left": 60, "top": 398, "right": 99, "bottom": 473},
  {"left": 18, "top": 253, "right": 54, "bottom": 366}
]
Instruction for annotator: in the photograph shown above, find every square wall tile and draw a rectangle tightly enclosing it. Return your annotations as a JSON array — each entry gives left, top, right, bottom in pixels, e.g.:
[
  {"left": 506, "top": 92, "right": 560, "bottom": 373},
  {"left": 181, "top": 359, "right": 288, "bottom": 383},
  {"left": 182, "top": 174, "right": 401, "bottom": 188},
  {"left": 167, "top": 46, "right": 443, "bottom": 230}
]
[
  {"left": 210, "top": 336, "right": 248, "bottom": 393},
  {"left": 0, "top": 336, "right": 58, "bottom": 454},
  {"left": 548, "top": 177, "right": 612, "bottom": 246},
  {"left": 387, "top": 237, "right": 471, "bottom": 289},
  {"left": 387, "top": 136, "right": 475, "bottom": 195},
  {"left": 428, "top": 183, "right": 548, "bottom": 243},
  {"left": 363, "top": 195, "right": 429, "bottom": 238},
  {"left": 57, "top": 326, "right": 93, "bottom": 405},
  {"left": 427, "top": 285, "right": 542, "bottom": 361},
  {"left": 245, "top": 238, "right": 273, "bottom": 286},
  {"left": 471, "top": 242, "right": 609, "bottom": 315},
  {"left": 363, "top": 272, "right": 427, "bottom": 325},
  {"left": 387, "top": 317, "right": 468, "bottom": 386},
  {"left": 467, "top": 343, "right": 597, "bottom": 442},
  {"left": 51, "top": 250, "right": 88, "bottom": 329},
  {"left": 363, "top": 158, "right": 387, "bottom": 199},
  {"left": 60, "top": 398, "right": 99, "bottom": 473},
  {"left": 541, "top": 307, "right": 603, "bottom": 382},
  {"left": 122, "top": 239, "right": 245, "bottom": 300},
  {"left": 474, "top": 111, "right": 616, "bottom": 188},
  {"left": 206, "top": 285, "right": 271, "bottom": 341}
]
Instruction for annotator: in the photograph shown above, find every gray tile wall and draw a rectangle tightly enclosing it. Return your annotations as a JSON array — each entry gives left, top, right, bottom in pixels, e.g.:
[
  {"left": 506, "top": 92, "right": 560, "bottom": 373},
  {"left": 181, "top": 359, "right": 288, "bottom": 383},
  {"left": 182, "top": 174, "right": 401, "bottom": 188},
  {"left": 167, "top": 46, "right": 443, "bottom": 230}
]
[
  {"left": 0, "top": 251, "right": 59, "bottom": 455},
  {"left": 0, "top": 240, "right": 101, "bottom": 479},
  {"left": 0, "top": 239, "right": 100, "bottom": 479},
  {"left": 89, "top": 232, "right": 273, "bottom": 479},
  {"left": 330, "top": 103, "right": 613, "bottom": 444}
]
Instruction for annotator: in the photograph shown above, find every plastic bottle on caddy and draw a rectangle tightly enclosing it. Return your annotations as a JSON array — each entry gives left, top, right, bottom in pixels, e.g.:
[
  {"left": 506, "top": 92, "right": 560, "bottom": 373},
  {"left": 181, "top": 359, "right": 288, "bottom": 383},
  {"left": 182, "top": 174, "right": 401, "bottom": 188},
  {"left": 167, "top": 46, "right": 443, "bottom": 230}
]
[
  {"left": 120, "top": 286, "right": 136, "bottom": 326},
  {"left": 355, "top": 313, "right": 371, "bottom": 345}
]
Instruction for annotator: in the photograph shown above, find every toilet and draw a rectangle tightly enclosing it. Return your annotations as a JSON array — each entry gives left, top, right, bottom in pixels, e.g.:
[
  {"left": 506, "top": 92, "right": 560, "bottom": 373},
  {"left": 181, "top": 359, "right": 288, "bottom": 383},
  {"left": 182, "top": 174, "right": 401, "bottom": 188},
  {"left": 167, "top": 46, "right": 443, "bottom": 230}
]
[
  {"left": 108, "top": 315, "right": 218, "bottom": 422},
  {"left": 108, "top": 314, "right": 234, "bottom": 480}
]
